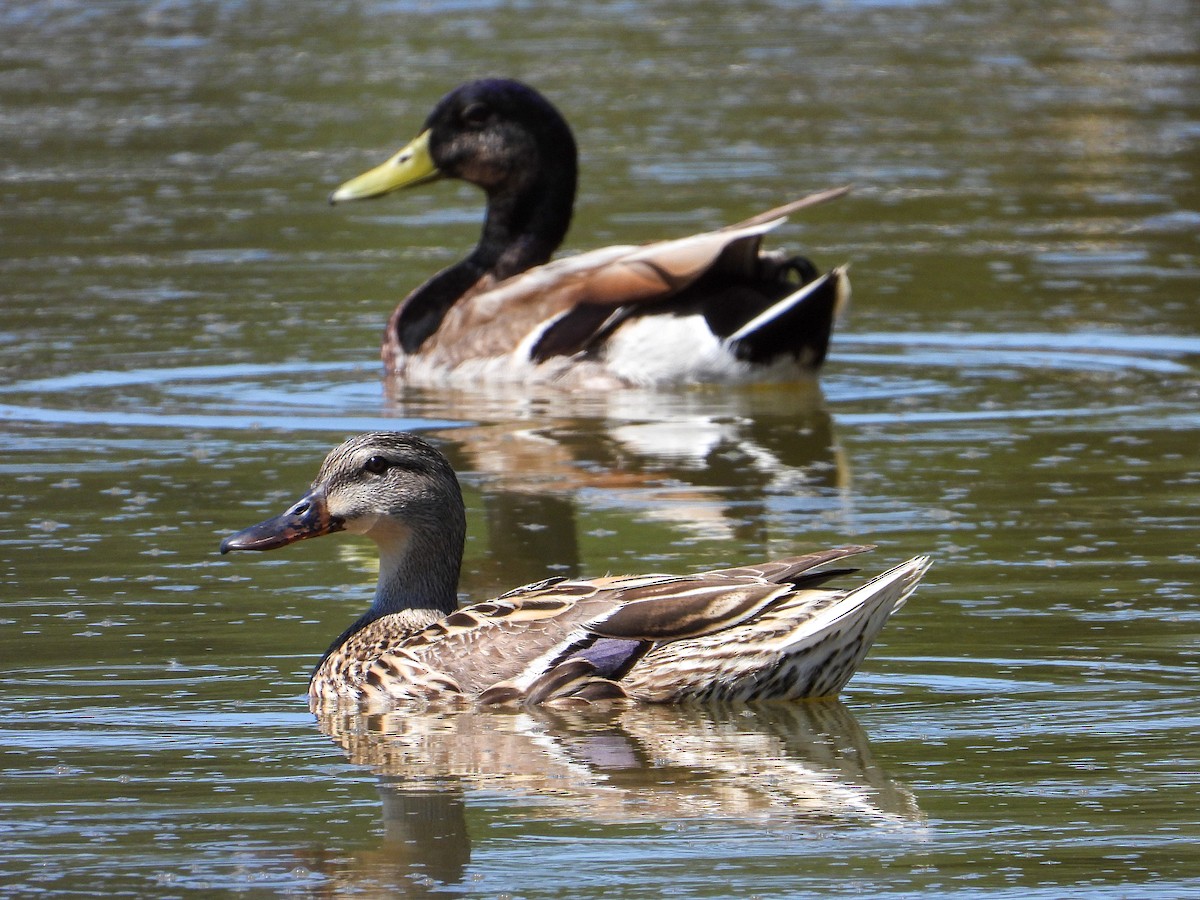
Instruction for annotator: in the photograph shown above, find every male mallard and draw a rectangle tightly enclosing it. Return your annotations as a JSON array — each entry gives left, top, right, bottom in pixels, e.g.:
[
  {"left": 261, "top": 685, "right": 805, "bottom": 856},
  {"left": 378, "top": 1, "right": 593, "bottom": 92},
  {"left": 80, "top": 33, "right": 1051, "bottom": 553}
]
[
  {"left": 330, "top": 78, "right": 851, "bottom": 387},
  {"left": 220, "top": 432, "right": 930, "bottom": 708}
]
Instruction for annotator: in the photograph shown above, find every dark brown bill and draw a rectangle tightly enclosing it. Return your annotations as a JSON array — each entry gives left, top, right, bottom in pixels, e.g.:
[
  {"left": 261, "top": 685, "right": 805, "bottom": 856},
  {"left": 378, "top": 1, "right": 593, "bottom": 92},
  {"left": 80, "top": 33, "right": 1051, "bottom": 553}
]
[{"left": 219, "top": 489, "right": 344, "bottom": 554}]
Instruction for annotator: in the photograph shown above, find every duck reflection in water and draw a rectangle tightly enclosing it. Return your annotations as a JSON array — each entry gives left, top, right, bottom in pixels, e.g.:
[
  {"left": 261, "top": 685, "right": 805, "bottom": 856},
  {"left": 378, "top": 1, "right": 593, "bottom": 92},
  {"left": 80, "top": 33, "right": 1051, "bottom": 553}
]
[
  {"left": 394, "top": 382, "right": 853, "bottom": 589},
  {"left": 294, "top": 702, "right": 923, "bottom": 893}
]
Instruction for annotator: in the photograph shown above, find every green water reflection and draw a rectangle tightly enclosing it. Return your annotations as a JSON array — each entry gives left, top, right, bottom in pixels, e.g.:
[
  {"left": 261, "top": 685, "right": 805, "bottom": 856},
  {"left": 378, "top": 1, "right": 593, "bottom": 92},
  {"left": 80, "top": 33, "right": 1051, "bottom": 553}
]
[{"left": 2, "top": 0, "right": 1198, "bottom": 896}]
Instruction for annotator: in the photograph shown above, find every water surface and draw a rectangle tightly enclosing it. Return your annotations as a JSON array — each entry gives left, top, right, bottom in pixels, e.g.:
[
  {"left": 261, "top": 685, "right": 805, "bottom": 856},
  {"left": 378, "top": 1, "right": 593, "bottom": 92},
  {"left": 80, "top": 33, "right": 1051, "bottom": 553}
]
[{"left": 2, "top": 0, "right": 1198, "bottom": 896}]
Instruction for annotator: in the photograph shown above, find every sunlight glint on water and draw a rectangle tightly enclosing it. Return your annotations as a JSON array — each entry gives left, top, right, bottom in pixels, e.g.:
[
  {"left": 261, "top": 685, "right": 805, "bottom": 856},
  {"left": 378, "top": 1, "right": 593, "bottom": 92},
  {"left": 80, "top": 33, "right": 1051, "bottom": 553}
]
[{"left": 1, "top": 0, "right": 1197, "bottom": 896}]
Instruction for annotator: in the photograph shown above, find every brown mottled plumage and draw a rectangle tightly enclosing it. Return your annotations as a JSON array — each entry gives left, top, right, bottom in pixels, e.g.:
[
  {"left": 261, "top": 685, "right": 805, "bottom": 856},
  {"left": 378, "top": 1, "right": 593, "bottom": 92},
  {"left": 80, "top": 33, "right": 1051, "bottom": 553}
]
[
  {"left": 329, "top": 79, "right": 851, "bottom": 387},
  {"left": 220, "top": 432, "right": 931, "bottom": 710}
]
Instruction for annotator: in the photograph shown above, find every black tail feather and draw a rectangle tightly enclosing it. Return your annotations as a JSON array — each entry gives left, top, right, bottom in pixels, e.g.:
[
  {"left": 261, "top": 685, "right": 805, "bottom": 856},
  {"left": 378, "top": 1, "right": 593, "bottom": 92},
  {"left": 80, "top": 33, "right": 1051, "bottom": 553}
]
[{"left": 726, "top": 268, "right": 844, "bottom": 369}]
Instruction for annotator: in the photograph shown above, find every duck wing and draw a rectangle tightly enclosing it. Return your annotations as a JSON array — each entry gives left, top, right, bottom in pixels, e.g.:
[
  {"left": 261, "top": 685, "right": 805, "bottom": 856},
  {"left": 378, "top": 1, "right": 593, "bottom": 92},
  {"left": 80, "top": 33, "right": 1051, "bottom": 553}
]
[
  {"left": 412, "top": 219, "right": 773, "bottom": 366},
  {"left": 721, "top": 185, "right": 852, "bottom": 230},
  {"left": 355, "top": 546, "right": 874, "bottom": 706},
  {"left": 403, "top": 188, "right": 849, "bottom": 371},
  {"left": 623, "top": 555, "right": 933, "bottom": 703}
]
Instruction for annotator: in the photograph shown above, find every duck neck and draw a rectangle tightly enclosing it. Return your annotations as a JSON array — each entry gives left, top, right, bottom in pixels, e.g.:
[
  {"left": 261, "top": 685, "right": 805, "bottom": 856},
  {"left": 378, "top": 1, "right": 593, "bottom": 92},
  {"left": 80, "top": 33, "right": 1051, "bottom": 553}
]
[
  {"left": 369, "top": 524, "right": 461, "bottom": 625},
  {"left": 390, "top": 141, "right": 577, "bottom": 356},
  {"left": 391, "top": 261, "right": 488, "bottom": 355},
  {"left": 316, "top": 520, "right": 464, "bottom": 671},
  {"left": 473, "top": 158, "right": 576, "bottom": 279}
]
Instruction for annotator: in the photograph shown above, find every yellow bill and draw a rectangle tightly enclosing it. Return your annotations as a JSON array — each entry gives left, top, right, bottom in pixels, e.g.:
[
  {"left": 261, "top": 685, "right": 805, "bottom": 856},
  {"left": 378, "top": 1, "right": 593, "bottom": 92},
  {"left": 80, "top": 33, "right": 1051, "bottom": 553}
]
[{"left": 329, "top": 129, "right": 440, "bottom": 203}]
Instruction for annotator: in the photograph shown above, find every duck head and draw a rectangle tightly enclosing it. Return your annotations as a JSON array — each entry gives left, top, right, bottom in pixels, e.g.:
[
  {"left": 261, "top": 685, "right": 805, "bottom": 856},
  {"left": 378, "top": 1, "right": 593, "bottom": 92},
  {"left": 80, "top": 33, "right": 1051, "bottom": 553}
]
[
  {"left": 329, "top": 78, "right": 578, "bottom": 203},
  {"left": 221, "top": 432, "right": 466, "bottom": 617}
]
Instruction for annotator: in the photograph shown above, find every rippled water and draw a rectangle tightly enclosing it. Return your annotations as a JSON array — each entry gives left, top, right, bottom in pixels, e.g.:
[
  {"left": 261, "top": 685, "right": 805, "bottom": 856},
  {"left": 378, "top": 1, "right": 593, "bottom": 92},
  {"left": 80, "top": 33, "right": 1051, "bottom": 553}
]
[{"left": 2, "top": 0, "right": 1198, "bottom": 896}]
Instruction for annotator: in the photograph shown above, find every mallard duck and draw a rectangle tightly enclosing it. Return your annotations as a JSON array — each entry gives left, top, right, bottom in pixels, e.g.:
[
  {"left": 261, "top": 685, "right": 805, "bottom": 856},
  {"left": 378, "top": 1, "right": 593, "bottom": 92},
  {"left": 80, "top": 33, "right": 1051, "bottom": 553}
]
[
  {"left": 330, "top": 78, "right": 851, "bottom": 387},
  {"left": 220, "top": 432, "right": 931, "bottom": 708}
]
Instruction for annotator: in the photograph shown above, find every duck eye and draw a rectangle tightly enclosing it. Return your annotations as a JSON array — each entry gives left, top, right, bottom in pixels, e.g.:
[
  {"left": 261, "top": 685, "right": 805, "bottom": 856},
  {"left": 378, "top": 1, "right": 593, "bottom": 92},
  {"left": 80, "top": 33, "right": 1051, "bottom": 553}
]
[
  {"left": 363, "top": 455, "right": 390, "bottom": 475},
  {"left": 461, "top": 102, "right": 489, "bottom": 128}
]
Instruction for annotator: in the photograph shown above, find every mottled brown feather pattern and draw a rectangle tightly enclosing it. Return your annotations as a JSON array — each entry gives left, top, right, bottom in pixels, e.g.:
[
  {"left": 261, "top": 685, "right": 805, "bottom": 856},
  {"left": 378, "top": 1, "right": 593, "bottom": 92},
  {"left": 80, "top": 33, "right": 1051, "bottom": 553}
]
[
  {"left": 621, "top": 557, "right": 930, "bottom": 703},
  {"left": 221, "top": 433, "right": 930, "bottom": 710},
  {"left": 308, "top": 543, "right": 927, "bottom": 708}
]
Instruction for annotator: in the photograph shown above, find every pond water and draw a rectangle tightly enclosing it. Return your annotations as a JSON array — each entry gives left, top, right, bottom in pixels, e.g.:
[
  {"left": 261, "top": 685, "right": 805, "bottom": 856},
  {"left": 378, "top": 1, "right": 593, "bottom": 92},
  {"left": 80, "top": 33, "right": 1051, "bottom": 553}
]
[{"left": 2, "top": 0, "right": 1198, "bottom": 896}]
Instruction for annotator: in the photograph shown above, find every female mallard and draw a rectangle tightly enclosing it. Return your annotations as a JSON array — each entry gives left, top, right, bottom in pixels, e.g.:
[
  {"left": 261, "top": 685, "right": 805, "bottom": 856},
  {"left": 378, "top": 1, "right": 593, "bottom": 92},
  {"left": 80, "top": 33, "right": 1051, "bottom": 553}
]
[
  {"left": 330, "top": 78, "right": 851, "bottom": 387},
  {"left": 220, "top": 432, "right": 930, "bottom": 708}
]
